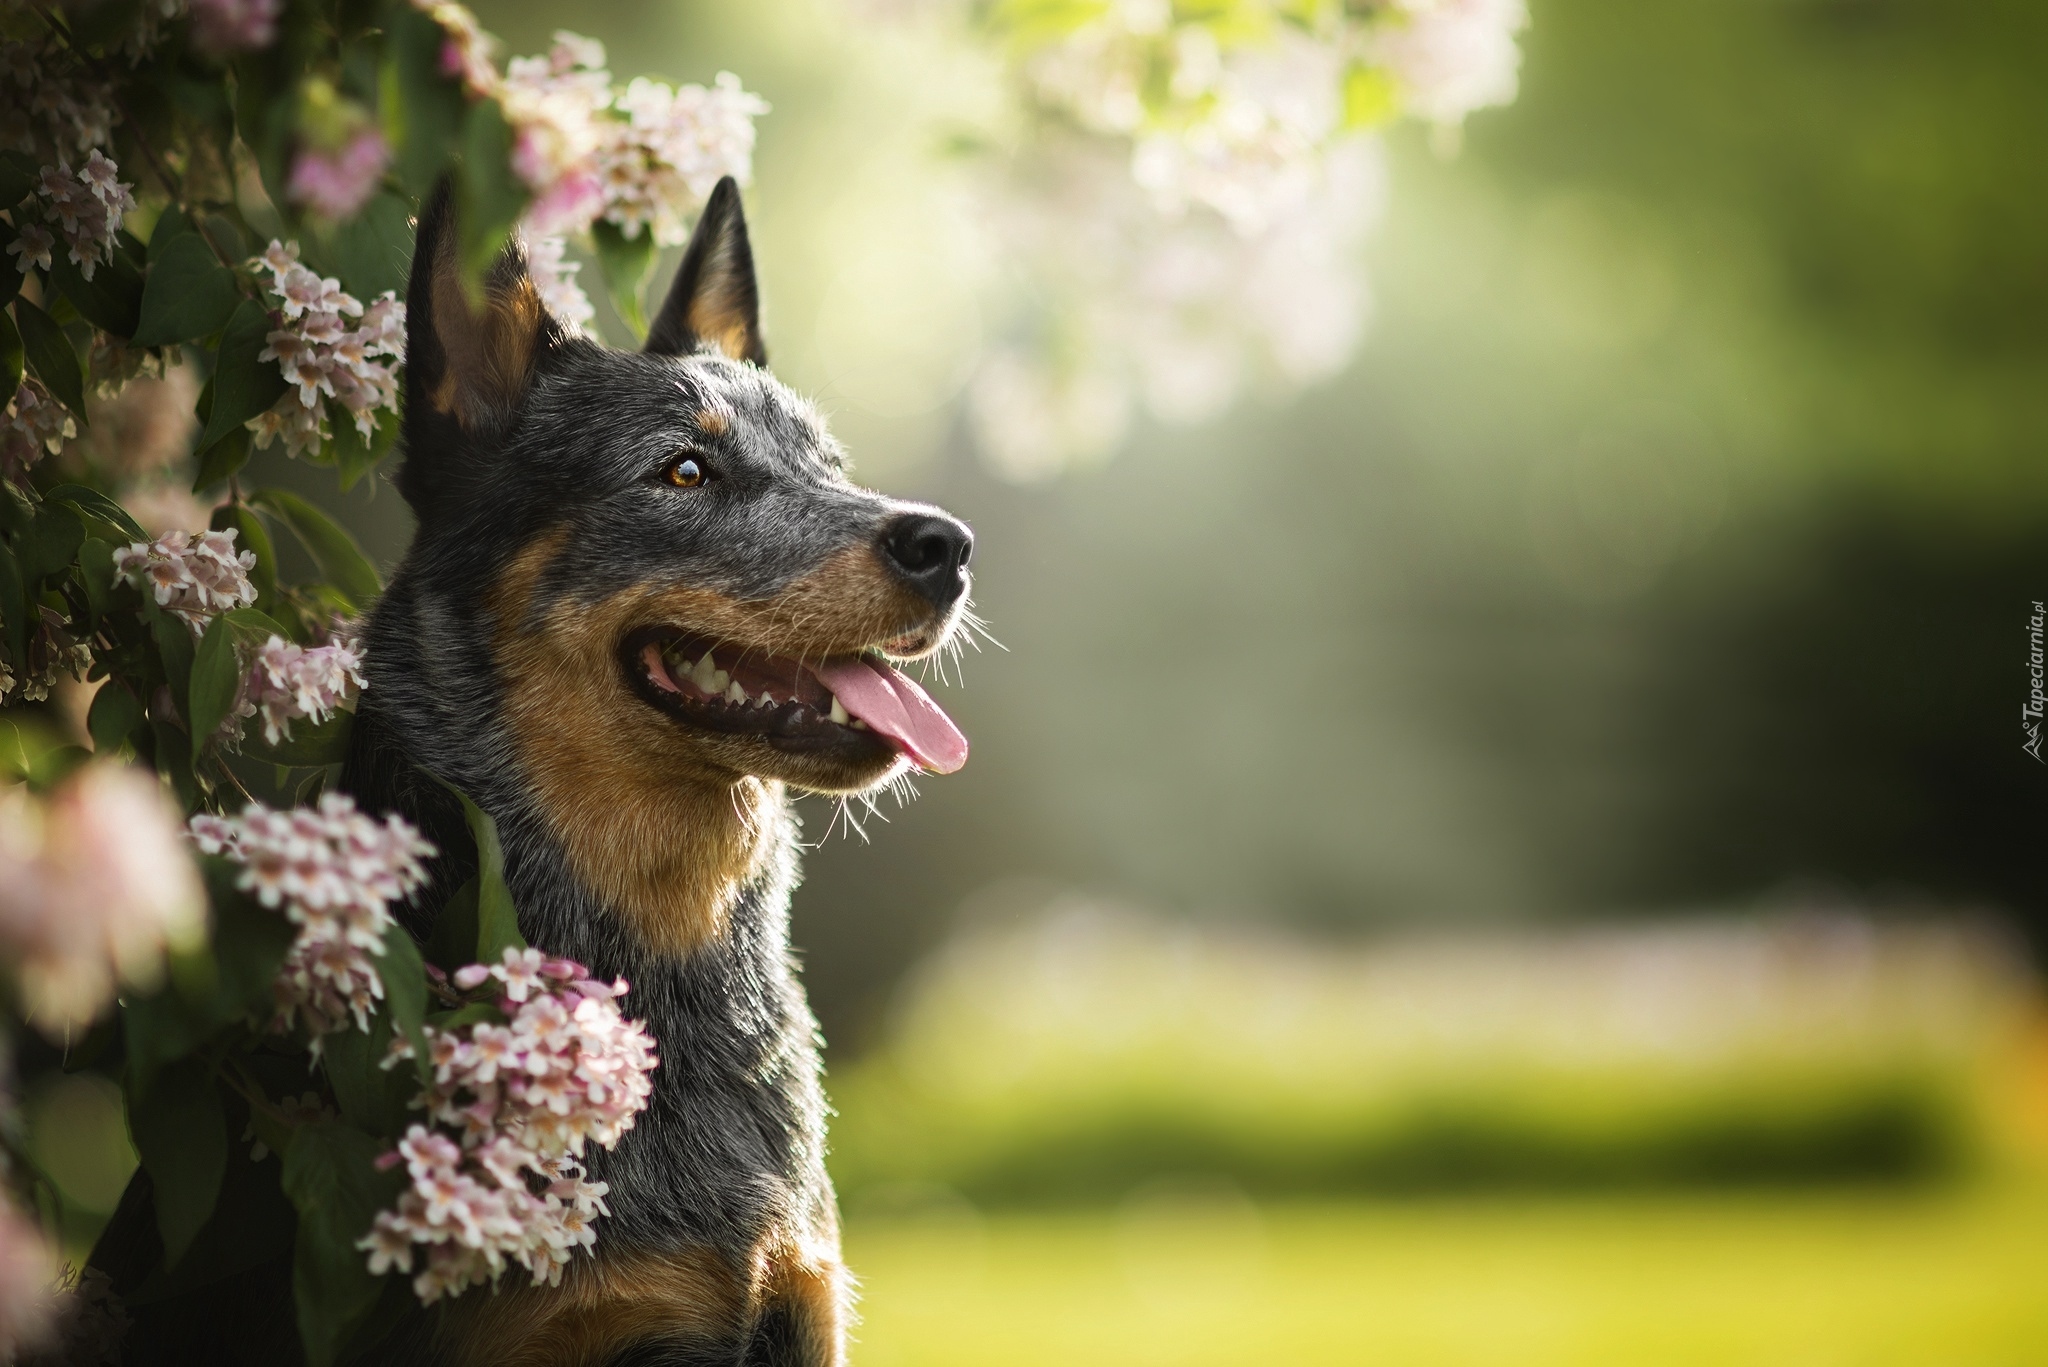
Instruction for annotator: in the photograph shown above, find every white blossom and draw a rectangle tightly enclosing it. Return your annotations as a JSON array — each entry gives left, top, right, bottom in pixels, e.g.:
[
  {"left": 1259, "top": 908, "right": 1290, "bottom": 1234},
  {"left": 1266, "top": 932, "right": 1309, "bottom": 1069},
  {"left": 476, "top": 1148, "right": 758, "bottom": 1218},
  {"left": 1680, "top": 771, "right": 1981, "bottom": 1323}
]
[
  {"left": 112, "top": 527, "right": 259, "bottom": 634},
  {"left": 0, "top": 764, "right": 207, "bottom": 1035},
  {"left": 189, "top": 795, "right": 436, "bottom": 1038},
  {"left": 36, "top": 152, "right": 136, "bottom": 282},
  {"left": 1, "top": 378, "right": 77, "bottom": 486},
  {"left": 596, "top": 72, "right": 769, "bottom": 248},
  {"left": 221, "top": 634, "right": 367, "bottom": 749},
  {"left": 364, "top": 947, "right": 657, "bottom": 1302},
  {"left": 247, "top": 241, "right": 405, "bottom": 457},
  {"left": 0, "top": 36, "right": 116, "bottom": 164},
  {"left": 525, "top": 236, "right": 595, "bottom": 331},
  {"left": 1372, "top": 0, "right": 1530, "bottom": 128}
]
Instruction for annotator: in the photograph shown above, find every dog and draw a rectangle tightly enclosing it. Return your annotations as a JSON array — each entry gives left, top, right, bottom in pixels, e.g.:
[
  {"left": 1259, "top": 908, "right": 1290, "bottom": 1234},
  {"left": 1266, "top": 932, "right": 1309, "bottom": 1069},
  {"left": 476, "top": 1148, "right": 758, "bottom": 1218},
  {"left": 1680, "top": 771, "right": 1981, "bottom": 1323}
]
[{"left": 92, "top": 177, "right": 974, "bottom": 1366}]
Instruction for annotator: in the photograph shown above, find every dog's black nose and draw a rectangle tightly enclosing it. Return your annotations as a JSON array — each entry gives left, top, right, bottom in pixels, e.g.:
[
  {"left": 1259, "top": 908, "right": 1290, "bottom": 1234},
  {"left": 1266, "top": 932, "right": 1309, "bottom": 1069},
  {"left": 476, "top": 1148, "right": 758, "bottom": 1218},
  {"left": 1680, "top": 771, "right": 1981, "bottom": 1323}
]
[{"left": 880, "top": 512, "right": 973, "bottom": 606}]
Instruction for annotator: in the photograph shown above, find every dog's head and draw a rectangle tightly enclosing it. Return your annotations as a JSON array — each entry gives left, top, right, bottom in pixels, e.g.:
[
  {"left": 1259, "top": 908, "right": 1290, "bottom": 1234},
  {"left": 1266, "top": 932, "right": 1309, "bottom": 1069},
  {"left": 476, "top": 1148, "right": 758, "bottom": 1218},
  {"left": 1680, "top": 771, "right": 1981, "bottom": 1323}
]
[{"left": 396, "top": 180, "right": 971, "bottom": 799}]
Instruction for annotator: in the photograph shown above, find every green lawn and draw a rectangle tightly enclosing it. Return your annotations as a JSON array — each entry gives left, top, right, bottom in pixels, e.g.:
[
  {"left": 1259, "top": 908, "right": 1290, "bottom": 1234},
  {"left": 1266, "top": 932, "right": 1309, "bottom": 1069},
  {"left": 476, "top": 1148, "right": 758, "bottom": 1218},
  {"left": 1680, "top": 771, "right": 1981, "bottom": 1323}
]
[{"left": 843, "top": 1183, "right": 2048, "bottom": 1367}]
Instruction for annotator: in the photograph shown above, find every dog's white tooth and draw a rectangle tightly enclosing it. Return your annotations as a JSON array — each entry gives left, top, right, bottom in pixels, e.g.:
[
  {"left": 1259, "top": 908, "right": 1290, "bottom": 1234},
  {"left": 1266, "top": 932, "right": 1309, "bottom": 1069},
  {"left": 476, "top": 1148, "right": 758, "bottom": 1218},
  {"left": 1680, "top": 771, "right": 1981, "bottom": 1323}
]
[
  {"left": 755, "top": 694, "right": 775, "bottom": 709},
  {"left": 709, "top": 669, "right": 731, "bottom": 694},
  {"left": 725, "top": 680, "right": 748, "bottom": 705},
  {"left": 689, "top": 656, "right": 719, "bottom": 692},
  {"left": 849, "top": 719, "right": 868, "bottom": 730},
  {"left": 828, "top": 696, "right": 849, "bottom": 726}
]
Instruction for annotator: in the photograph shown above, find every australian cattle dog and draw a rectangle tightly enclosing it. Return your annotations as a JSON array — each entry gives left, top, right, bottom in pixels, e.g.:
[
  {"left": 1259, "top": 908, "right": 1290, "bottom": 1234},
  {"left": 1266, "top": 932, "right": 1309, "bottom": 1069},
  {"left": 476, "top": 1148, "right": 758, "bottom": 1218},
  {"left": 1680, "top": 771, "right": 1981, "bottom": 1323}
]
[{"left": 99, "top": 177, "right": 974, "bottom": 1367}]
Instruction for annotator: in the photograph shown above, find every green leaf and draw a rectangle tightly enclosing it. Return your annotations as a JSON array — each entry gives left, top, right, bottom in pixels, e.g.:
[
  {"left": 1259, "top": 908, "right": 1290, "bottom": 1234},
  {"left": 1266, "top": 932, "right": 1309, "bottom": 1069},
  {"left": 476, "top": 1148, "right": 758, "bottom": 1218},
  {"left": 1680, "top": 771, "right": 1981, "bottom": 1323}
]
[
  {"left": 14, "top": 501, "right": 84, "bottom": 587},
  {"left": 46, "top": 482, "right": 148, "bottom": 543},
  {"left": 196, "top": 298, "right": 288, "bottom": 453},
  {"left": 133, "top": 232, "right": 245, "bottom": 347},
  {"left": 148, "top": 204, "right": 194, "bottom": 259},
  {"left": 217, "top": 502, "right": 278, "bottom": 608},
  {"left": 0, "top": 153, "right": 34, "bottom": 210},
  {"left": 151, "top": 713, "right": 199, "bottom": 809},
  {"left": 320, "top": 1015, "right": 412, "bottom": 1137},
  {"left": 87, "top": 676, "right": 145, "bottom": 757},
  {"left": 326, "top": 403, "right": 399, "bottom": 493},
  {"left": 49, "top": 246, "right": 144, "bottom": 338},
  {"left": 375, "top": 920, "right": 433, "bottom": 1089},
  {"left": 282, "top": 1121, "right": 403, "bottom": 1367},
  {"left": 189, "top": 613, "right": 245, "bottom": 754},
  {"left": 592, "top": 220, "right": 657, "bottom": 340},
  {"left": 330, "top": 192, "right": 415, "bottom": 302},
  {"left": 126, "top": 1056, "right": 229, "bottom": 1271},
  {"left": 207, "top": 878, "right": 298, "bottom": 1020},
  {"left": 246, "top": 708, "right": 353, "bottom": 767},
  {"left": 14, "top": 296, "right": 87, "bottom": 423},
  {"left": 193, "top": 423, "right": 252, "bottom": 492},
  {"left": 0, "top": 307, "right": 21, "bottom": 412},
  {"left": 248, "top": 488, "right": 381, "bottom": 610},
  {"left": 384, "top": 7, "right": 468, "bottom": 199},
  {"left": 150, "top": 600, "right": 197, "bottom": 733},
  {"left": 457, "top": 99, "right": 529, "bottom": 281},
  {"left": 444, "top": 782, "right": 524, "bottom": 962},
  {"left": 424, "top": 877, "right": 479, "bottom": 975},
  {"left": 77, "top": 535, "right": 115, "bottom": 625}
]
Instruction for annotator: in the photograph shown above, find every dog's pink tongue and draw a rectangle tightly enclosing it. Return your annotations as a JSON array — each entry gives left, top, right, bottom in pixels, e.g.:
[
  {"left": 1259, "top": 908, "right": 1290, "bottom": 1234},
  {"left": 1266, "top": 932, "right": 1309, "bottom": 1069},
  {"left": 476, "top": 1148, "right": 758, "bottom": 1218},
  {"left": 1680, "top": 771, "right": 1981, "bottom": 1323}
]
[{"left": 812, "top": 657, "right": 968, "bottom": 774}]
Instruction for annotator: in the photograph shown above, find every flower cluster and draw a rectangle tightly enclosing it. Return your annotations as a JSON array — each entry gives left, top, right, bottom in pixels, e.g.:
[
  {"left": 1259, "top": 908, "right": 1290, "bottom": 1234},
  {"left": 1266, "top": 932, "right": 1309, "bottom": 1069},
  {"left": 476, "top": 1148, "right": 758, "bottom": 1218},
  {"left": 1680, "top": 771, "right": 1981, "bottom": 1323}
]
[
  {"left": 189, "top": 0, "right": 285, "bottom": 57},
  {"left": 362, "top": 947, "right": 657, "bottom": 1302},
  {"left": 0, "top": 605, "right": 95, "bottom": 705},
  {"left": 1, "top": 378, "right": 78, "bottom": 486},
  {"left": 0, "top": 764, "right": 207, "bottom": 1035},
  {"left": 1371, "top": 0, "right": 1530, "bottom": 130},
  {"left": 967, "top": 130, "right": 1383, "bottom": 479},
  {"left": 190, "top": 795, "right": 436, "bottom": 1038},
  {"left": 401, "top": 14, "right": 766, "bottom": 328},
  {"left": 113, "top": 527, "right": 260, "bottom": 634},
  {"left": 287, "top": 129, "right": 392, "bottom": 221},
  {"left": 0, "top": 36, "right": 115, "bottom": 164},
  {"left": 34, "top": 152, "right": 137, "bottom": 283},
  {"left": 224, "top": 633, "right": 367, "bottom": 748},
  {"left": 247, "top": 241, "right": 406, "bottom": 458}
]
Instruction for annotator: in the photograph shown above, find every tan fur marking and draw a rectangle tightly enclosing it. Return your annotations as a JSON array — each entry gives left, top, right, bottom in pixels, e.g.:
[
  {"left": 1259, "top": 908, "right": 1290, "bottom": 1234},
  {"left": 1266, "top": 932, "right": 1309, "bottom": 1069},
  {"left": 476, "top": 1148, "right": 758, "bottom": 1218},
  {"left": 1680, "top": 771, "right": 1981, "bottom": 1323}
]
[
  {"left": 429, "top": 248, "right": 545, "bottom": 424},
  {"left": 695, "top": 409, "right": 729, "bottom": 438},
  {"left": 441, "top": 1246, "right": 745, "bottom": 1367},
  {"left": 493, "top": 535, "right": 932, "bottom": 958}
]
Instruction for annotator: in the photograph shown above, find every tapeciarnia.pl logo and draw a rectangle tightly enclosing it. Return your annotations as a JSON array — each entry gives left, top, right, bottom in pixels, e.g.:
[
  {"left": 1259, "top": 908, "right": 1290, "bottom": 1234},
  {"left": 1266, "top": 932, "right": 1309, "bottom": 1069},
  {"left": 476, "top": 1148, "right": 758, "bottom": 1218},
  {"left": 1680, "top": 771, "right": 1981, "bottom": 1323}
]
[{"left": 2027, "top": 600, "right": 2045, "bottom": 762}]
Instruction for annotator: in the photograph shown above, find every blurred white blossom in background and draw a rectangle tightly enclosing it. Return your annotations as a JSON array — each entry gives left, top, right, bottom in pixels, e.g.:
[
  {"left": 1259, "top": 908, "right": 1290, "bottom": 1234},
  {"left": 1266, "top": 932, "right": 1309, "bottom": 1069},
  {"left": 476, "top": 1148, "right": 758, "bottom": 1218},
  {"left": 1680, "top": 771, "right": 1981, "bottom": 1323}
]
[
  {"left": 848, "top": 0, "right": 1528, "bottom": 479},
  {"left": 0, "top": 764, "right": 206, "bottom": 1035}
]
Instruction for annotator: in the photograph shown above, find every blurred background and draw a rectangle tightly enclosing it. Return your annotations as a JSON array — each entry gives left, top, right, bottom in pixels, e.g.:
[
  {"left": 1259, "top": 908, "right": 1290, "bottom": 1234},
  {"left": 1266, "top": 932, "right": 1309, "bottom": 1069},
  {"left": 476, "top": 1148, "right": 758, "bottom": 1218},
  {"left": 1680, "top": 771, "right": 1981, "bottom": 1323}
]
[{"left": 44, "top": 0, "right": 2048, "bottom": 1360}]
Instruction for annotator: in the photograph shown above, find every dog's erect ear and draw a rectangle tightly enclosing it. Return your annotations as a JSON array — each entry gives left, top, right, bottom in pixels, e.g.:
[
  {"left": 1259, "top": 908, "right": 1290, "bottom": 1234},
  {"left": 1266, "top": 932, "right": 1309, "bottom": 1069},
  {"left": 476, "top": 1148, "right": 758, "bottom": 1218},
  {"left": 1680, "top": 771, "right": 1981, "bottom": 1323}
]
[
  {"left": 644, "top": 177, "right": 765, "bottom": 365},
  {"left": 403, "top": 182, "right": 558, "bottom": 433}
]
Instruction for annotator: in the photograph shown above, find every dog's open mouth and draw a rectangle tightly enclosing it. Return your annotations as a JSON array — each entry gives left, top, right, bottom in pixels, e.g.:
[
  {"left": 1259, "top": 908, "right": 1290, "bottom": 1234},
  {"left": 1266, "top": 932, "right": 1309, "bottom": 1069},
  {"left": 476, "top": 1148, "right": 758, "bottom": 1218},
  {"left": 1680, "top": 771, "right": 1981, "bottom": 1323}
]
[{"left": 622, "top": 628, "right": 968, "bottom": 774}]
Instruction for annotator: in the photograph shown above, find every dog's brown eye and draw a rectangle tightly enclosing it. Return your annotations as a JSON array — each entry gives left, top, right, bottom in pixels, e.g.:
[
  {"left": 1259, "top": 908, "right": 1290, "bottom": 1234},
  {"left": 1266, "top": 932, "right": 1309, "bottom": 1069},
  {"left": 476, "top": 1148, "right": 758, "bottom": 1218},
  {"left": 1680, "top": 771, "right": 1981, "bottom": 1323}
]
[{"left": 666, "top": 457, "right": 706, "bottom": 489}]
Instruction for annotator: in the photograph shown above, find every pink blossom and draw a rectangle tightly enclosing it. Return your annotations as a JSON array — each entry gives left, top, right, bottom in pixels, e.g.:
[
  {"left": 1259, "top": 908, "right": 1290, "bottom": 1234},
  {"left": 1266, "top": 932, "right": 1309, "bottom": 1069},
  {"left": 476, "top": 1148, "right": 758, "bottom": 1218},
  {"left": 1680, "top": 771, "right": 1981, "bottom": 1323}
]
[
  {"left": 220, "top": 633, "right": 365, "bottom": 748},
  {"left": 287, "top": 128, "right": 391, "bottom": 220},
  {"left": 247, "top": 241, "right": 405, "bottom": 458},
  {"left": 364, "top": 947, "right": 655, "bottom": 1302},
  {"left": 112, "top": 527, "right": 258, "bottom": 634},
  {"left": 1, "top": 377, "right": 75, "bottom": 486},
  {"left": 191, "top": 795, "right": 436, "bottom": 1038},
  {"left": 189, "top": 0, "right": 283, "bottom": 56},
  {"left": 36, "top": 151, "right": 134, "bottom": 281},
  {"left": 0, "top": 764, "right": 207, "bottom": 1035}
]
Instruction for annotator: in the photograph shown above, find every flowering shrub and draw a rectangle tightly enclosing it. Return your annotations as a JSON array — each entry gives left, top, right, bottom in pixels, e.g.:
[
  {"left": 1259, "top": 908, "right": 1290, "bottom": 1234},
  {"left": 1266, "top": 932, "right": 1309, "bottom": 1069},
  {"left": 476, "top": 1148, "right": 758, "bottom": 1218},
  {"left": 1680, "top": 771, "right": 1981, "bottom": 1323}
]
[
  {"left": 363, "top": 948, "right": 656, "bottom": 1301},
  {"left": 859, "top": 0, "right": 1530, "bottom": 478},
  {"left": 191, "top": 795, "right": 436, "bottom": 1036},
  {"left": 0, "top": 1, "right": 762, "bottom": 1359}
]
